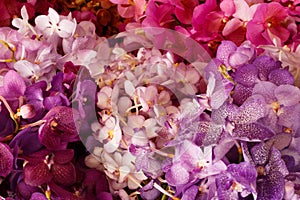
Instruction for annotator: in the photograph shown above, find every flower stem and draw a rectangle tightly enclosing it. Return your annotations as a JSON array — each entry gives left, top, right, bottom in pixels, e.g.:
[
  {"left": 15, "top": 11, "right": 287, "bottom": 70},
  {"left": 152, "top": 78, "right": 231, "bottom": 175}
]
[
  {"left": 153, "top": 182, "right": 180, "bottom": 200},
  {"left": 20, "top": 119, "right": 46, "bottom": 130},
  {"left": 150, "top": 146, "right": 174, "bottom": 158},
  {"left": 234, "top": 140, "right": 243, "bottom": 163},
  {"left": 127, "top": 174, "right": 143, "bottom": 188},
  {"left": 0, "top": 95, "right": 19, "bottom": 132},
  {"left": 0, "top": 40, "right": 16, "bottom": 63}
]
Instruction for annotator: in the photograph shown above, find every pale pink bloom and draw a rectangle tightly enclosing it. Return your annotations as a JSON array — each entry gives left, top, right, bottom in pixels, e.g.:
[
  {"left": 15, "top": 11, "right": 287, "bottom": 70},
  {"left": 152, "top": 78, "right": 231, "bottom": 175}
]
[
  {"left": 97, "top": 86, "right": 113, "bottom": 110},
  {"left": 12, "top": 6, "right": 35, "bottom": 35},
  {"left": 173, "top": 63, "right": 201, "bottom": 95},
  {"left": 98, "top": 116, "right": 122, "bottom": 153},
  {"left": 35, "top": 8, "right": 76, "bottom": 39},
  {"left": 101, "top": 150, "right": 147, "bottom": 190}
]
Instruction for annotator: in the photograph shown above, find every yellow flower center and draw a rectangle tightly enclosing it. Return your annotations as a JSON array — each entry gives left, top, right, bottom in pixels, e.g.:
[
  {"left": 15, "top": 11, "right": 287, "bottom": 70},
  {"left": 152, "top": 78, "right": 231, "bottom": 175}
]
[
  {"left": 256, "top": 166, "right": 265, "bottom": 176},
  {"left": 197, "top": 160, "right": 209, "bottom": 169},
  {"left": 283, "top": 127, "right": 293, "bottom": 134},
  {"left": 271, "top": 101, "right": 280, "bottom": 113},
  {"left": 108, "top": 130, "right": 114, "bottom": 140}
]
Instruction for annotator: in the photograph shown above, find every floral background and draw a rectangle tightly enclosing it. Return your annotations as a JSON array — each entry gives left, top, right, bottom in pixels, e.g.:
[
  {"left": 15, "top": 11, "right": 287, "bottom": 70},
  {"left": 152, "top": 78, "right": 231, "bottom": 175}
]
[{"left": 0, "top": 0, "right": 300, "bottom": 199}]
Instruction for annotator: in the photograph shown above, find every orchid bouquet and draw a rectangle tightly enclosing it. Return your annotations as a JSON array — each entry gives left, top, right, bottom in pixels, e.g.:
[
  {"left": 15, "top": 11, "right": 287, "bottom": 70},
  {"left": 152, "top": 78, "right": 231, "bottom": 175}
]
[{"left": 0, "top": 0, "right": 300, "bottom": 200}]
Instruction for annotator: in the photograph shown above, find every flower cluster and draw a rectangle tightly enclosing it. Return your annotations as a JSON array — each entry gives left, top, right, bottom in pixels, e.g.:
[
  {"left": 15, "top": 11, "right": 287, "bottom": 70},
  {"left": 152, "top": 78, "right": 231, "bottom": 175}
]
[{"left": 0, "top": 0, "right": 300, "bottom": 200}]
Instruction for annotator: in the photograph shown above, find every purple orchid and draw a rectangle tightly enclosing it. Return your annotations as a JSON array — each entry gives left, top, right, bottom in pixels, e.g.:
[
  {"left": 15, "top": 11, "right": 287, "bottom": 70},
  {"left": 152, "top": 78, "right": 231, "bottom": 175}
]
[
  {"left": 0, "top": 142, "right": 13, "bottom": 177},
  {"left": 139, "top": 181, "right": 161, "bottom": 200},
  {"left": 216, "top": 162, "right": 257, "bottom": 199},
  {"left": 242, "top": 141, "right": 289, "bottom": 200},
  {"left": 73, "top": 79, "right": 97, "bottom": 119},
  {"left": 232, "top": 55, "right": 294, "bottom": 105},
  {"left": 252, "top": 81, "right": 300, "bottom": 133},
  {"left": 16, "top": 181, "right": 45, "bottom": 200},
  {"left": 164, "top": 140, "right": 226, "bottom": 187}
]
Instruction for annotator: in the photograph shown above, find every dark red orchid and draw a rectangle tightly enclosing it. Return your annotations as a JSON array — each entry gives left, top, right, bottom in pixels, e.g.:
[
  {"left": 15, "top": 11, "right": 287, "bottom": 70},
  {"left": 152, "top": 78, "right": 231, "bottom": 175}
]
[
  {"left": 23, "top": 149, "right": 76, "bottom": 187},
  {"left": 38, "top": 106, "right": 81, "bottom": 150}
]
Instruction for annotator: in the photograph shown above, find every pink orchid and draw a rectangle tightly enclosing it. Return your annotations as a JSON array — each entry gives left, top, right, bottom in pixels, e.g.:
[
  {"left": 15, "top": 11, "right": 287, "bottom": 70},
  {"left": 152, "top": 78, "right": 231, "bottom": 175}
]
[
  {"left": 246, "top": 2, "right": 294, "bottom": 46},
  {"left": 109, "top": 0, "right": 146, "bottom": 21},
  {"left": 170, "top": 0, "right": 199, "bottom": 24},
  {"left": 191, "top": 0, "right": 220, "bottom": 41},
  {"left": 281, "top": 0, "right": 300, "bottom": 19},
  {"left": 142, "top": 0, "right": 175, "bottom": 28},
  {"left": 222, "top": 0, "right": 259, "bottom": 45}
]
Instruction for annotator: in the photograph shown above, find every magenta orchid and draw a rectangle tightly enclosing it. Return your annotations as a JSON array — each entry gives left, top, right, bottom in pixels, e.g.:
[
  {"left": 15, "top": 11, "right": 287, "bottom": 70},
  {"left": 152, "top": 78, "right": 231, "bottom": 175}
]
[{"left": 246, "top": 2, "right": 294, "bottom": 46}]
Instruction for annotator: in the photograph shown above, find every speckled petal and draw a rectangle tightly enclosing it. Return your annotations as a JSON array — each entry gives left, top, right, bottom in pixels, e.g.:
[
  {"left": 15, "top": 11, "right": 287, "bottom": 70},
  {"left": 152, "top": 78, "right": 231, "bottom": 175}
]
[
  {"left": 216, "top": 40, "right": 237, "bottom": 67},
  {"left": 268, "top": 68, "right": 294, "bottom": 85},
  {"left": 250, "top": 142, "right": 271, "bottom": 166},
  {"left": 234, "top": 123, "right": 275, "bottom": 141},
  {"left": 232, "top": 84, "right": 253, "bottom": 106},
  {"left": 182, "top": 185, "right": 199, "bottom": 200},
  {"left": 227, "top": 162, "right": 257, "bottom": 185},
  {"left": 234, "top": 64, "right": 259, "bottom": 87},
  {"left": 252, "top": 56, "right": 278, "bottom": 81},
  {"left": 257, "top": 171, "right": 285, "bottom": 200},
  {"left": 266, "top": 148, "right": 289, "bottom": 176},
  {"left": 229, "top": 94, "right": 266, "bottom": 124},
  {"left": 51, "top": 163, "right": 76, "bottom": 186}
]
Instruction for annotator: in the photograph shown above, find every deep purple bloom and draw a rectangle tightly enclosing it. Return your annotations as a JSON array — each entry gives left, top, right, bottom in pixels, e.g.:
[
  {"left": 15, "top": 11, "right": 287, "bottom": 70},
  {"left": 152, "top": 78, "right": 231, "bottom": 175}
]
[
  {"left": 0, "top": 142, "right": 13, "bottom": 177},
  {"left": 24, "top": 81, "right": 48, "bottom": 121},
  {"left": 9, "top": 127, "right": 43, "bottom": 156},
  {"left": 82, "top": 169, "right": 113, "bottom": 200},
  {"left": 242, "top": 142, "right": 289, "bottom": 200},
  {"left": 16, "top": 181, "right": 44, "bottom": 200},
  {"left": 232, "top": 55, "right": 294, "bottom": 105}
]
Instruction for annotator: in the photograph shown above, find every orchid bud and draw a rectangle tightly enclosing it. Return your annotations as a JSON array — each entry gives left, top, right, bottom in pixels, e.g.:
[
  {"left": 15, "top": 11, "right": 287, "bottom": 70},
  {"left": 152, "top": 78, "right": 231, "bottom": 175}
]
[
  {"left": 85, "top": 154, "right": 101, "bottom": 168},
  {"left": 19, "top": 104, "right": 36, "bottom": 119}
]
